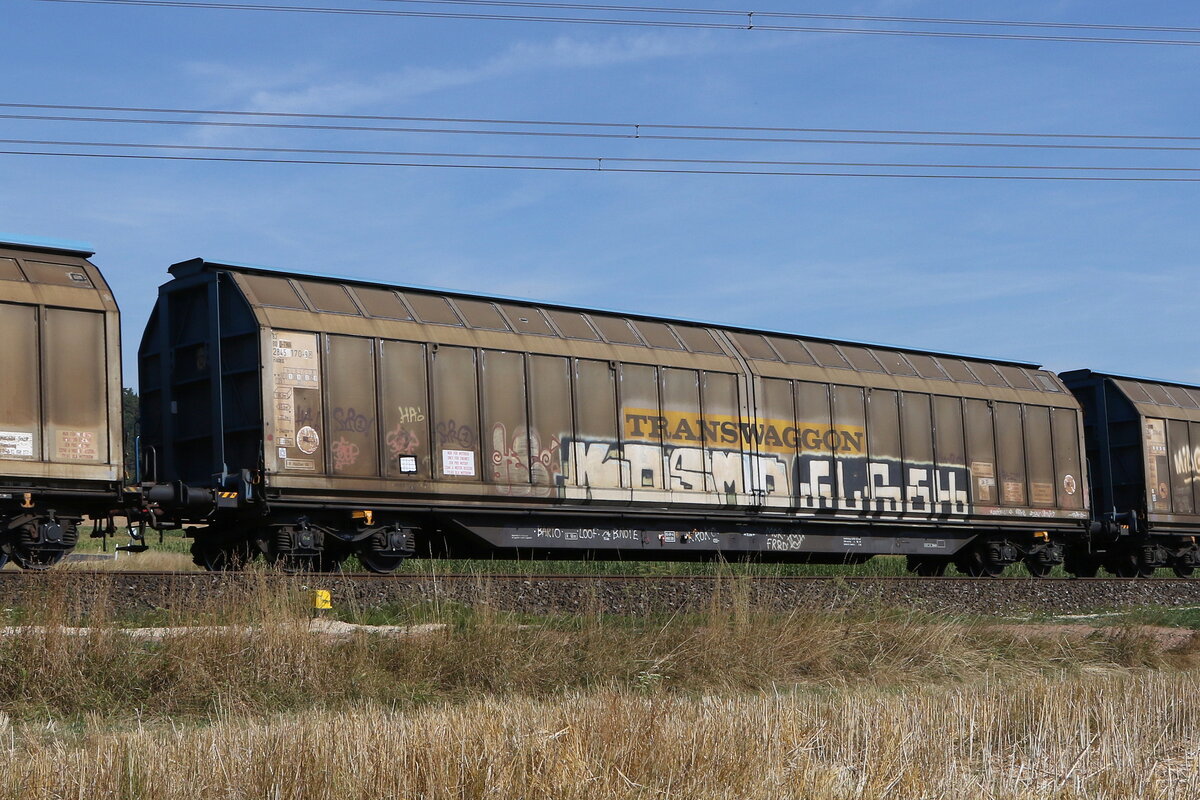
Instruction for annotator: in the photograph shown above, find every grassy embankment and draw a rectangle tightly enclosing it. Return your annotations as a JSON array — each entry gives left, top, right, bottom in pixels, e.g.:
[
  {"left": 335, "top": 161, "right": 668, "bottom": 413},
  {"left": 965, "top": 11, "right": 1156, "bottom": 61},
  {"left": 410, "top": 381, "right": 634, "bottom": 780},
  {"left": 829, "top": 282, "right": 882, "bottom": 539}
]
[{"left": 0, "top": 571, "right": 1199, "bottom": 797}]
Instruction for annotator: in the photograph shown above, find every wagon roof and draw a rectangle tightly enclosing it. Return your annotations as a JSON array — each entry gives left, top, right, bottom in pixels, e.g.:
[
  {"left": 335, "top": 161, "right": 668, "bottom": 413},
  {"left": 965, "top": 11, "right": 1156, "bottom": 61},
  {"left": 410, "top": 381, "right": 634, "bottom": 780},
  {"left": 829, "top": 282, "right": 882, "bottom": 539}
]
[
  {"left": 1060, "top": 369, "right": 1200, "bottom": 422},
  {"left": 0, "top": 232, "right": 95, "bottom": 257},
  {"left": 171, "top": 256, "right": 1042, "bottom": 369},
  {"left": 1061, "top": 369, "right": 1200, "bottom": 392}
]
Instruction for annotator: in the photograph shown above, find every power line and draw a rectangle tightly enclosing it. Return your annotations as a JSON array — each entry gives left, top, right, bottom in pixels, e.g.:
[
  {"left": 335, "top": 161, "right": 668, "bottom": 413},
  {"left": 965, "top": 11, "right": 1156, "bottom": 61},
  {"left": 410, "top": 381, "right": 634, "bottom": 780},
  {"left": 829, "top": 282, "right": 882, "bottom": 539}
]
[
  {"left": 8, "top": 111, "right": 1200, "bottom": 152},
  {"left": 31, "top": 0, "right": 1200, "bottom": 46},
  {"left": 6, "top": 147, "right": 1200, "bottom": 180},
  {"left": 1, "top": 102, "right": 1197, "bottom": 142},
  {"left": 8, "top": 135, "right": 1200, "bottom": 172},
  {"left": 380, "top": 0, "right": 1200, "bottom": 36}
]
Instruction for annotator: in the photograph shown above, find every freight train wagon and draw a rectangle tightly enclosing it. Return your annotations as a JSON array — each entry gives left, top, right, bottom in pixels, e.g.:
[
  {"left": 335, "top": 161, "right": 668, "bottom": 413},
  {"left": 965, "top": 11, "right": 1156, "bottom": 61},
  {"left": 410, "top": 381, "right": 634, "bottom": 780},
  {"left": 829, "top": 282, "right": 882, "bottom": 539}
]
[
  {"left": 0, "top": 236, "right": 124, "bottom": 568},
  {"left": 1062, "top": 370, "right": 1200, "bottom": 577},
  {"left": 139, "top": 258, "right": 1091, "bottom": 575}
]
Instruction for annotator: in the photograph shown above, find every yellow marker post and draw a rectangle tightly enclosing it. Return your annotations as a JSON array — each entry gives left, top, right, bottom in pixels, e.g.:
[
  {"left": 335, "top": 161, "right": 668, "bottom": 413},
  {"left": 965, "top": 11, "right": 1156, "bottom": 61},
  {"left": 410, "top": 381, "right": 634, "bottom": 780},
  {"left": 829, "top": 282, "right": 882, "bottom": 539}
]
[{"left": 311, "top": 589, "right": 332, "bottom": 618}]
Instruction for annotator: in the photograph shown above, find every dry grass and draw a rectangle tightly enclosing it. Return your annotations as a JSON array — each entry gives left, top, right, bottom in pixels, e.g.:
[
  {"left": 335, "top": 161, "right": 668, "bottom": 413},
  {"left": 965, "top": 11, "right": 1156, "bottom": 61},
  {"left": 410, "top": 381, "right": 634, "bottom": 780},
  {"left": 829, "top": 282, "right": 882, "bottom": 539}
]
[
  {"left": 3, "top": 575, "right": 1200, "bottom": 797},
  {"left": 55, "top": 549, "right": 199, "bottom": 571},
  {"left": 0, "top": 572, "right": 1191, "bottom": 720},
  {"left": 4, "top": 675, "right": 1200, "bottom": 799}
]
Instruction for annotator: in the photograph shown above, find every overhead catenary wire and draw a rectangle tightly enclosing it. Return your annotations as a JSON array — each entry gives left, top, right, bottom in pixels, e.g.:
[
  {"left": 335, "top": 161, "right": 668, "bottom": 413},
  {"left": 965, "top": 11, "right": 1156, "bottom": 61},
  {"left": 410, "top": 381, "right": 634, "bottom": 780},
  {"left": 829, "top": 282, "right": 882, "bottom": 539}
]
[
  {"left": 8, "top": 135, "right": 1200, "bottom": 172},
  {"left": 2, "top": 102, "right": 1199, "bottom": 143},
  {"left": 379, "top": 0, "right": 1200, "bottom": 36},
  {"left": 30, "top": 0, "right": 1200, "bottom": 46},
  {"left": 8, "top": 111, "right": 1200, "bottom": 152},
  {"left": 6, "top": 148, "right": 1200, "bottom": 181}
]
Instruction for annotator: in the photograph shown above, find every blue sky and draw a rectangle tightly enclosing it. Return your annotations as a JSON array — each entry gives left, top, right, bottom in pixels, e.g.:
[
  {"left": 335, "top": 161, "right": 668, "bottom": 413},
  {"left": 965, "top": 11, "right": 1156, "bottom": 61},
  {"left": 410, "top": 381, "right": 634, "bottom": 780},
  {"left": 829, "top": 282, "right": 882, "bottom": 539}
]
[{"left": 3, "top": 0, "right": 1198, "bottom": 387}]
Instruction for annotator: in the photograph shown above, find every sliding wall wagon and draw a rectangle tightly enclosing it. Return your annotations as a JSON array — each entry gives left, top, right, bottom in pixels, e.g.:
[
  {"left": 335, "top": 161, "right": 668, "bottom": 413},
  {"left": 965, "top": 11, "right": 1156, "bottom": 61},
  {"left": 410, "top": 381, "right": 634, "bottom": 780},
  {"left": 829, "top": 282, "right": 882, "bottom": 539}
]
[{"left": 139, "top": 258, "right": 1089, "bottom": 574}]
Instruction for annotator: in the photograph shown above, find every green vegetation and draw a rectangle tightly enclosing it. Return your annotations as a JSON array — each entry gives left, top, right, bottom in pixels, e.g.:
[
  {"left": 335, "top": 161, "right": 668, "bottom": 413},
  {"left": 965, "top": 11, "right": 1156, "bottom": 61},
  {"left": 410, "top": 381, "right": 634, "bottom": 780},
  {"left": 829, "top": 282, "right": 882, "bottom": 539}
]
[{"left": 1025, "top": 605, "right": 1200, "bottom": 630}]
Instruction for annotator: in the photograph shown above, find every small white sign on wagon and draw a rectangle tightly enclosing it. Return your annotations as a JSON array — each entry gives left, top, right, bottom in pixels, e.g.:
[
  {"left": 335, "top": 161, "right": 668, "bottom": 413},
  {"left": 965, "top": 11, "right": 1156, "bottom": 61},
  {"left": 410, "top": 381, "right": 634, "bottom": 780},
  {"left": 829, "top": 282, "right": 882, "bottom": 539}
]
[
  {"left": 0, "top": 431, "right": 33, "bottom": 458},
  {"left": 441, "top": 449, "right": 476, "bottom": 477}
]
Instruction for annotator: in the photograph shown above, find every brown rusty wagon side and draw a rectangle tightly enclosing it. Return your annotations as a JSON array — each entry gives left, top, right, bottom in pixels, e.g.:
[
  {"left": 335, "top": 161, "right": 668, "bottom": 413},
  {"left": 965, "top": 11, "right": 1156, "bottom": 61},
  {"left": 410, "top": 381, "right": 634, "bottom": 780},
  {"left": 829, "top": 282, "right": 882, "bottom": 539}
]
[
  {"left": 0, "top": 235, "right": 123, "bottom": 568},
  {"left": 139, "top": 258, "right": 1092, "bottom": 575}
]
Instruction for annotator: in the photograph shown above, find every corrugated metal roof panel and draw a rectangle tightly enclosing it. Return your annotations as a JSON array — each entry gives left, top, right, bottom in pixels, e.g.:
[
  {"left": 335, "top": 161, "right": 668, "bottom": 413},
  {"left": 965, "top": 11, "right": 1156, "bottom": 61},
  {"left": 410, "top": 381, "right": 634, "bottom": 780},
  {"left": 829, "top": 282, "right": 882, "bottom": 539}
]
[
  {"left": 181, "top": 257, "right": 1041, "bottom": 367},
  {"left": 1072, "top": 371, "right": 1200, "bottom": 424},
  {"left": 181, "top": 258, "right": 1081, "bottom": 406},
  {"left": 1070, "top": 369, "right": 1200, "bottom": 393}
]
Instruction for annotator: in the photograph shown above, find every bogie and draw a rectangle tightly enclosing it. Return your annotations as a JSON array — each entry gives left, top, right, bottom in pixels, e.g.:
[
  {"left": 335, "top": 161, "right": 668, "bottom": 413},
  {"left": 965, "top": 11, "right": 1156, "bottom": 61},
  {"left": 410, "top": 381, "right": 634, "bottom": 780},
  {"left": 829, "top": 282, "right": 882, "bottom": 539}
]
[
  {"left": 954, "top": 539, "right": 1018, "bottom": 578},
  {"left": 355, "top": 526, "right": 416, "bottom": 574},
  {"left": 265, "top": 525, "right": 323, "bottom": 574},
  {"left": 4, "top": 515, "right": 79, "bottom": 571}
]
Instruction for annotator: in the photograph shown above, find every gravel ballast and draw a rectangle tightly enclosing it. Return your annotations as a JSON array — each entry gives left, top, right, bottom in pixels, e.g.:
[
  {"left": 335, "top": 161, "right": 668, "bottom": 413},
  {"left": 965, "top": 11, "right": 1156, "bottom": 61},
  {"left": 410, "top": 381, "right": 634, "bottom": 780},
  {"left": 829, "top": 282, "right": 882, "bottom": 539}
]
[{"left": 4, "top": 572, "right": 1200, "bottom": 618}]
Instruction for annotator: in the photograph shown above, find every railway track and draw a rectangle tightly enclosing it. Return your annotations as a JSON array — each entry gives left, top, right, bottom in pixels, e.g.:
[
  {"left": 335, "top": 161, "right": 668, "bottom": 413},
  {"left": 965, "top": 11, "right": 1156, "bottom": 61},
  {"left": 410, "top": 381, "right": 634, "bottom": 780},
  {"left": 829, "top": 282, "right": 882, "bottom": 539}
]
[
  {"left": 3, "top": 570, "right": 1200, "bottom": 583},
  {"left": 3, "top": 569, "right": 1200, "bottom": 617}
]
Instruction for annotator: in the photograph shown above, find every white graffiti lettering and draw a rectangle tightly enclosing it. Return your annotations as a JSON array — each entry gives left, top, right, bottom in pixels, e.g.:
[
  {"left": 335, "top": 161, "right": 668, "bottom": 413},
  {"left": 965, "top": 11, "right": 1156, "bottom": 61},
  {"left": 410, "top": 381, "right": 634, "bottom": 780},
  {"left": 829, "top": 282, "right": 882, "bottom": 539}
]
[
  {"left": 572, "top": 442, "right": 631, "bottom": 488},
  {"left": 766, "top": 534, "right": 806, "bottom": 551},
  {"left": 869, "top": 463, "right": 903, "bottom": 513},
  {"left": 564, "top": 438, "right": 973, "bottom": 515}
]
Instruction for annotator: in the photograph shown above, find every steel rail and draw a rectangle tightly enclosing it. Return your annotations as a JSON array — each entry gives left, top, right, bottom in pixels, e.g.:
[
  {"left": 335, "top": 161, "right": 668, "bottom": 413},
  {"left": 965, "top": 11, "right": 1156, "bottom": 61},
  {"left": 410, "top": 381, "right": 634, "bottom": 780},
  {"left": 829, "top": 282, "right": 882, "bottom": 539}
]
[{"left": 3, "top": 570, "right": 1195, "bottom": 583}]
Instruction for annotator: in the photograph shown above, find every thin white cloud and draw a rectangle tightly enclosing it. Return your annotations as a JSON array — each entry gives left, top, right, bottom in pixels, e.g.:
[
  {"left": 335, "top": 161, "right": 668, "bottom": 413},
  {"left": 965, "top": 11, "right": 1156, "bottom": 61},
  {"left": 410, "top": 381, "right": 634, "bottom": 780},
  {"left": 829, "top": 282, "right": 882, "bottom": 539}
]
[{"left": 184, "top": 30, "right": 746, "bottom": 115}]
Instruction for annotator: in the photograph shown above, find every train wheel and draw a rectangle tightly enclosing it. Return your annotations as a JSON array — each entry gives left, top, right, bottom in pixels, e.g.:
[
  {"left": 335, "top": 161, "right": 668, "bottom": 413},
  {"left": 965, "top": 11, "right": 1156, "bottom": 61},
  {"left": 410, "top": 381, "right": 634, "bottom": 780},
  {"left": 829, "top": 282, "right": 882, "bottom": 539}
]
[
  {"left": 1024, "top": 559, "right": 1054, "bottom": 578},
  {"left": 957, "top": 559, "right": 1004, "bottom": 578},
  {"left": 1064, "top": 555, "right": 1101, "bottom": 578},
  {"left": 955, "top": 543, "right": 1006, "bottom": 578},
  {"left": 191, "top": 538, "right": 255, "bottom": 571},
  {"left": 905, "top": 556, "right": 947, "bottom": 576},
  {"left": 357, "top": 527, "right": 414, "bottom": 574},
  {"left": 358, "top": 551, "right": 406, "bottom": 574},
  {"left": 1105, "top": 548, "right": 1154, "bottom": 578},
  {"left": 1170, "top": 548, "right": 1199, "bottom": 579},
  {"left": 10, "top": 520, "right": 74, "bottom": 570},
  {"left": 10, "top": 547, "right": 65, "bottom": 570}
]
